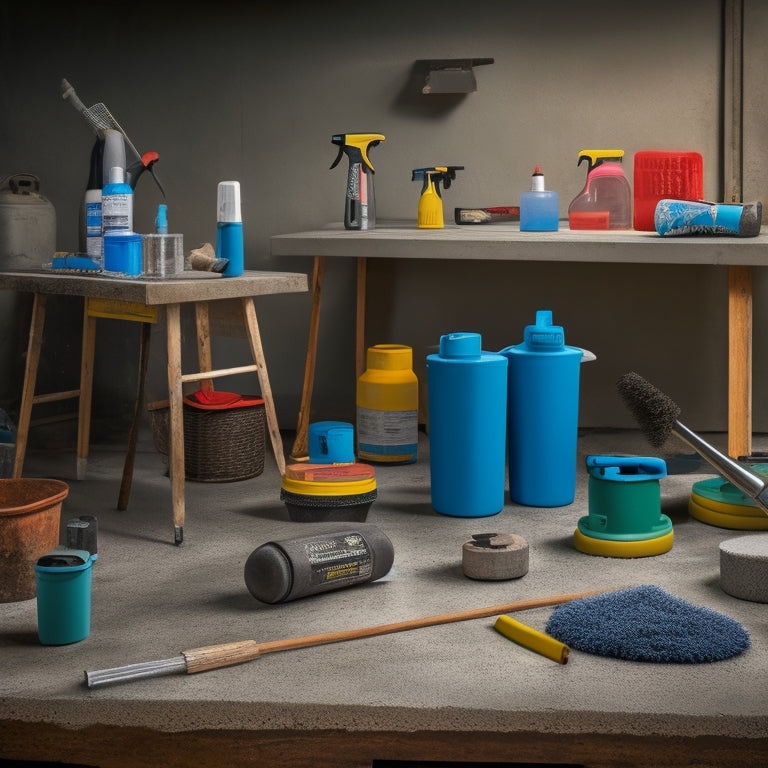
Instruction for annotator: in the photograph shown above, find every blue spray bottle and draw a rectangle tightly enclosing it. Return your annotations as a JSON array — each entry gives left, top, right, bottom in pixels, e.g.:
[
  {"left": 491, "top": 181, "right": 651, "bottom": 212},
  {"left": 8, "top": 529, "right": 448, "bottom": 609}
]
[
  {"left": 216, "top": 181, "right": 243, "bottom": 277},
  {"left": 426, "top": 332, "right": 508, "bottom": 517},
  {"left": 500, "top": 311, "right": 595, "bottom": 507}
]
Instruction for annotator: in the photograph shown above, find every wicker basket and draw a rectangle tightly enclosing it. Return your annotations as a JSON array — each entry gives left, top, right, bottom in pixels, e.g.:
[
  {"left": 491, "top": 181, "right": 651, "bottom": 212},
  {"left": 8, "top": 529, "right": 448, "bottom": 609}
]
[{"left": 149, "top": 397, "right": 266, "bottom": 482}]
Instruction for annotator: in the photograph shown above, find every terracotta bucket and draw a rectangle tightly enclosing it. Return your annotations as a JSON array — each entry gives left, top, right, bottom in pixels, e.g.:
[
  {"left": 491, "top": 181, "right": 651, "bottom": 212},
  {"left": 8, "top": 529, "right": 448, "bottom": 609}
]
[{"left": 0, "top": 478, "right": 69, "bottom": 602}]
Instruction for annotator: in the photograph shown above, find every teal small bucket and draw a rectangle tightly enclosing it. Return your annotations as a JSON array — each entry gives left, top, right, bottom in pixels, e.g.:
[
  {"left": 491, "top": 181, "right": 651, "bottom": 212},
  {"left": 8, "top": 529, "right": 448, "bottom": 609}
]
[
  {"left": 579, "top": 455, "right": 672, "bottom": 541},
  {"left": 35, "top": 546, "right": 97, "bottom": 645}
]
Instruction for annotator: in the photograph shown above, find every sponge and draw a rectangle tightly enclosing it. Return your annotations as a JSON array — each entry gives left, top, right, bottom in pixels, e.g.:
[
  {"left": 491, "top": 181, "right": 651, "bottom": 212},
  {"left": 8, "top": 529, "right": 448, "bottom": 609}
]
[
  {"left": 720, "top": 534, "right": 768, "bottom": 603},
  {"left": 545, "top": 584, "right": 750, "bottom": 663}
]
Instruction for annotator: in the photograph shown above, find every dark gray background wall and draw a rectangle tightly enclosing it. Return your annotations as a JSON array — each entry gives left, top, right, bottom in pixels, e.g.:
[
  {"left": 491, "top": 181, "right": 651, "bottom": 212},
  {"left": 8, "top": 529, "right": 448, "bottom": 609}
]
[{"left": 1, "top": 0, "right": 766, "bottom": 440}]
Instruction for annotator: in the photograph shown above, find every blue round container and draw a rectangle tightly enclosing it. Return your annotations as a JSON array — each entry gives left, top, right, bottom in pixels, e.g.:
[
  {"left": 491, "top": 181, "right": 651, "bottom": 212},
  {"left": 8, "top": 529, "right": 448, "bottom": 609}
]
[
  {"left": 35, "top": 546, "right": 97, "bottom": 645},
  {"left": 308, "top": 421, "right": 355, "bottom": 464},
  {"left": 426, "top": 332, "right": 508, "bottom": 517},
  {"left": 103, "top": 232, "right": 143, "bottom": 275},
  {"left": 500, "top": 310, "right": 593, "bottom": 507}
]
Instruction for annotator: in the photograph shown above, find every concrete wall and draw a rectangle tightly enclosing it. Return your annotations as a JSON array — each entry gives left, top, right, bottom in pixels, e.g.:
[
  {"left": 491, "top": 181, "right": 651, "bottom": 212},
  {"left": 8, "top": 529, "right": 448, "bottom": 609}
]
[{"left": 1, "top": 0, "right": 765, "bottom": 439}]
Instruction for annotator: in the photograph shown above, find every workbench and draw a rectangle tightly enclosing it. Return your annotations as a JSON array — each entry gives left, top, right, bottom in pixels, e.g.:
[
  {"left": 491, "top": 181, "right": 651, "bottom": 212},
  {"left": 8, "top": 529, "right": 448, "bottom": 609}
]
[
  {"left": 270, "top": 221, "right": 768, "bottom": 460},
  {"left": 0, "top": 269, "right": 308, "bottom": 544}
]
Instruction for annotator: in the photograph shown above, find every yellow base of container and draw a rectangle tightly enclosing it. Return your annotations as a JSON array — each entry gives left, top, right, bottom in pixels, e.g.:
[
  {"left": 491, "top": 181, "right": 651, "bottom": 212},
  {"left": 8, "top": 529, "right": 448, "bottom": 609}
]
[
  {"left": 689, "top": 491, "right": 768, "bottom": 530},
  {"left": 573, "top": 528, "right": 674, "bottom": 558}
]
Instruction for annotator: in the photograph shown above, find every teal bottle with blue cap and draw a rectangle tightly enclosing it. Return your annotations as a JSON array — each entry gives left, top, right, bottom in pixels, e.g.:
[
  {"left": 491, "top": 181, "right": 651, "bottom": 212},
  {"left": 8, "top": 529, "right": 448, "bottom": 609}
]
[
  {"left": 500, "top": 310, "right": 595, "bottom": 507},
  {"left": 426, "top": 332, "right": 508, "bottom": 517}
]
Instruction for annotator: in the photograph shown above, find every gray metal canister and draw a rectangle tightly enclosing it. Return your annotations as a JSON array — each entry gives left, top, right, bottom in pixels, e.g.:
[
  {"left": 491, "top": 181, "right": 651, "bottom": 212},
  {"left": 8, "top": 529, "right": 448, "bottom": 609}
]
[{"left": 0, "top": 174, "right": 56, "bottom": 410}]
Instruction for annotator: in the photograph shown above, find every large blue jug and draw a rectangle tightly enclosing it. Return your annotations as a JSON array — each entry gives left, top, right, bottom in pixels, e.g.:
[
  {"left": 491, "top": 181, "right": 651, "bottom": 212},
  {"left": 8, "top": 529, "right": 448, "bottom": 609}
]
[
  {"left": 426, "top": 332, "right": 508, "bottom": 517},
  {"left": 500, "top": 310, "right": 594, "bottom": 507}
]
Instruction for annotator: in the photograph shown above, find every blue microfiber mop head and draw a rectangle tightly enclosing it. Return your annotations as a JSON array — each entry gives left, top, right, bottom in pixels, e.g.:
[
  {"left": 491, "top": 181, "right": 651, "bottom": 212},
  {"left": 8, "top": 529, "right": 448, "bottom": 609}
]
[{"left": 545, "top": 584, "right": 750, "bottom": 663}]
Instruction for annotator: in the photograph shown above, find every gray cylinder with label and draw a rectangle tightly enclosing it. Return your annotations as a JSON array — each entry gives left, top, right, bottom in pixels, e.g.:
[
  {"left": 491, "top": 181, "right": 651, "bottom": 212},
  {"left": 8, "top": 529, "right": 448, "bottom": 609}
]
[
  {"left": 0, "top": 174, "right": 56, "bottom": 411},
  {"left": 244, "top": 523, "right": 394, "bottom": 603}
]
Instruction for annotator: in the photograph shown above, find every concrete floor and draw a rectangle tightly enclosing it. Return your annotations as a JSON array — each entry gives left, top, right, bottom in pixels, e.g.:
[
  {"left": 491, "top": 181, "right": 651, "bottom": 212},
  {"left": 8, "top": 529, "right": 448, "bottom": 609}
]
[{"left": 1, "top": 422, "right": 768, "bottom": 767}]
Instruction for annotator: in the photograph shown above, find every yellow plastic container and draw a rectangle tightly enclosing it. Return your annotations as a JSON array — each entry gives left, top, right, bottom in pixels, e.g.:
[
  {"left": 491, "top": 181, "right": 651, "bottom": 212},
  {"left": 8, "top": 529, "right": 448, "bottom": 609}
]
[{"left": 356, "top": 344, "right": 418, "bottom": 464}]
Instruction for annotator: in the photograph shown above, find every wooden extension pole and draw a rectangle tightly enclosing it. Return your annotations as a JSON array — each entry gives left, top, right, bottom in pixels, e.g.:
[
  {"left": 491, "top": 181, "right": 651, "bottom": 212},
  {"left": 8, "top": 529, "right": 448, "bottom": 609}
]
[{"left": 86, "top": 588, "right": 616, "bottom": 687}]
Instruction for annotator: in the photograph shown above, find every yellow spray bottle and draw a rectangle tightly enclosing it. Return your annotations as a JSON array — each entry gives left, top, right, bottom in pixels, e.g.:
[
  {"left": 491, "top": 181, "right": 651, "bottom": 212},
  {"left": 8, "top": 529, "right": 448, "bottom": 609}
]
[{"left": 411, "top": 166, "right": 464, "bottom": 228}]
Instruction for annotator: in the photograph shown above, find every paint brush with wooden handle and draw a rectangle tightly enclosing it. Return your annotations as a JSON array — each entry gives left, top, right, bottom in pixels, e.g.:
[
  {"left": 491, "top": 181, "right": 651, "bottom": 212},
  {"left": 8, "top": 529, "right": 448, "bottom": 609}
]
[{"left": 85, "top": 588, "right": 616, "bottom": 688}]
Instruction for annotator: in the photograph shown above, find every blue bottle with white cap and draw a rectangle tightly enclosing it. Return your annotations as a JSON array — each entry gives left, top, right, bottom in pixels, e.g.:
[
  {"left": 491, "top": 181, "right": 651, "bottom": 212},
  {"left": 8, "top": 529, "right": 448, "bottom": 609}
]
[
  {"left": 500, "top": 310, "right": 595, "bottom": 507},
  {"left": 216, "top": 180, "right": 244, "bottom": 277},
  {"left": 426, "top": 332, "right": 508, "bottom": 517}
]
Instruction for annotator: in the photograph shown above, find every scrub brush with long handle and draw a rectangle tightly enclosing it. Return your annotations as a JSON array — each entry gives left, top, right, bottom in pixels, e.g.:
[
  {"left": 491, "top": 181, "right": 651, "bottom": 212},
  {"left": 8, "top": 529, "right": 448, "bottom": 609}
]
[
  {"left": 616, "top": 371, "right": 768, "bottom": 515},
  {"left": 60, "top": 78, "right": 141, "bottom": 160}
]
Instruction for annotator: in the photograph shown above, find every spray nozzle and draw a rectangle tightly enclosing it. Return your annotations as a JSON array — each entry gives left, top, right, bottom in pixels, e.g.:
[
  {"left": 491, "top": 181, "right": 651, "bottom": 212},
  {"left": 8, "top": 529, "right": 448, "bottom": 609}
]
[
  {"left": 155, "top": 204, "right": 168, "bottom": 234},
  {"left": 411, "top": 166, "right": 464, "bottom": 195},
  {"left": 126, "top": 150, "right": 166, "bottom": 198},
  {"left": 330, "top": 133, "right": 386, "bottom": 172},
  {"left": 577, "top": 150, "right": 625, "bottom": 173}
]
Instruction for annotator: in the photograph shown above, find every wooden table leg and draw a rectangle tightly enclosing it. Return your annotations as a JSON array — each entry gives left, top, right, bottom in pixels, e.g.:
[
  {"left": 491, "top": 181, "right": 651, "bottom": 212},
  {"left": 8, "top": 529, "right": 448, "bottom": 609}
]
[
  {"left": 117, "top": 321, "right": 151, "bottom": 510},
  {"left": 13, "top": 293, "right": 46, "bottom": 478},
  {"left": 290, "top": 256, "right": 325, "bottom": 461},
  {"left": 356, "top": 257, "right": 367, "bottom": 379},
  {"left": 195, "top": 301, "right": 214, "bottom": 394},
  {"left": 166, "top": 303, "right": 186, "bottom": 545},
  {"left": 728, "top": 265, "right": 752, "bottom": 459},
  {"left": 76, "top": 304, "right": 97, "bottom": 481},
  {"left": 241, "top": 297, "right": 286, "bottom": 476}
]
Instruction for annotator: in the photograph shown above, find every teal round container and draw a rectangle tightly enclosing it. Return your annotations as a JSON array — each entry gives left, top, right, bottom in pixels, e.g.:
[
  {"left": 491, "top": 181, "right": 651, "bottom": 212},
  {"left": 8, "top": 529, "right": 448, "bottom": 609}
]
[
  {"left": 579, "top": 455, "right": 671, "bottom": 541},
  {"left": 35, "top": 546, "right": 97, "bottom": 645}
]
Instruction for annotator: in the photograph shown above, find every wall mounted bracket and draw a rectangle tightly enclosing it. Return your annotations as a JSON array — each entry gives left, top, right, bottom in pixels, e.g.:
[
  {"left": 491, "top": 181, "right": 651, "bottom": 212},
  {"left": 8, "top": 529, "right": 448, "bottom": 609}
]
[{"left": 417, "top": 58, "right": 494, "bottom": 94}]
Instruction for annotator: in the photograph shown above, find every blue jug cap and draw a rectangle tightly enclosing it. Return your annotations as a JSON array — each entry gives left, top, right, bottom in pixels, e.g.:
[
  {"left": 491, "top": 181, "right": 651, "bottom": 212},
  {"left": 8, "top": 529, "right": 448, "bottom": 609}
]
[
  {"left": 439, "top": 332, "right": 482, "bottom": 358},
  {"left": 523, "top": 310, "right": 564, "bottom": 351}
]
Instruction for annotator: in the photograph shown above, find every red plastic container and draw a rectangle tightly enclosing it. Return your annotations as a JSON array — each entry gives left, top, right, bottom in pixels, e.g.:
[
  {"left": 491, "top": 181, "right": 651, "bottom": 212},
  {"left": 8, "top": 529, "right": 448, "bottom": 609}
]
[{"left": 633, "top": 151, "right": 704, "bottom": 231}]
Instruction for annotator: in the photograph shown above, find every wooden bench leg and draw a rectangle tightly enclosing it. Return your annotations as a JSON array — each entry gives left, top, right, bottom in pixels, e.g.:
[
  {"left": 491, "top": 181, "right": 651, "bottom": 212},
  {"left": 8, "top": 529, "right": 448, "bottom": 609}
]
[
  {"left": 13, "top": 293, "right": 46, "bottom": 477},
  {"left": 117, "top": 321, "right": 151, "bottom": 510},
  {"left": 195, "top": 302, "right": 214, "bottom": 394},
  {"left": 241, "top": 297, "right": 286, "bottom": 476},
  {"left": 76, "top": 304, "right": 97, "bottom": 480},
  {"left": 291, "top": 256, "right": 325, "bottom": 461},
  {"left": 166, "top": 303, "right": 185, "bottom": 544}
]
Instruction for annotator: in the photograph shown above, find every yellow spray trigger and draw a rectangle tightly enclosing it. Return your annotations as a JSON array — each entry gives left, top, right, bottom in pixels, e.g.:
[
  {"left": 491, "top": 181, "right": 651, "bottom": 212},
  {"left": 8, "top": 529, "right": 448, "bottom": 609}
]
[
  {"left": 331, "top": 133, "right": 386, "bottom": 172},
  {"left": 577, "top": 149, "right": 625, "bottom": 172}
]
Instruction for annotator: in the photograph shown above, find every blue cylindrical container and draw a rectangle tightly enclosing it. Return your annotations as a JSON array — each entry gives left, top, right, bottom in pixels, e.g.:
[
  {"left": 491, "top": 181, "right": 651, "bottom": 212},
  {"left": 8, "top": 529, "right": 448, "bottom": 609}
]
[
  {"left": 500, "top": 310, "right": 592, "bottom": 507},
  {"left": 35, "top": 546, "right": 97, "bottom": 645},
  {"left": 426, "top": 332, "right": 508, "bottom": 517},
  {"left": 216, "top": 181, "right": 244, "bottom": 277}
]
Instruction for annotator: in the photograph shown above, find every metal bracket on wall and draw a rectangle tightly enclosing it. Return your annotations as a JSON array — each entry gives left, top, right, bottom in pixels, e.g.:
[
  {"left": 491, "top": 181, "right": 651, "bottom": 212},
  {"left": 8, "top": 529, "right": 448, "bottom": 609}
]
[{"left": 416, "top": 58, "right": 494, "bottom": 94}]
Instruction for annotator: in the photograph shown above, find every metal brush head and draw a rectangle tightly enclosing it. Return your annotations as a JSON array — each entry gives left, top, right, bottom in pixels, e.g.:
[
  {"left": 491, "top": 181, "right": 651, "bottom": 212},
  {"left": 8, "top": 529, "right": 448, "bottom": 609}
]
[{"left": 616, "top": 371, "right": 682, "bottom": 448}]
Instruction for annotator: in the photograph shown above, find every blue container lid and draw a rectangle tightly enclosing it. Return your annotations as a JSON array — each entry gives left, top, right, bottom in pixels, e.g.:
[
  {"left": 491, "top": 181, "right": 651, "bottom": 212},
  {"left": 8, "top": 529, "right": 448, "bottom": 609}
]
[
  {"left": 439, "top": 332, "right": 481, "bottom": 358},
  {"left": 586, "top": 455, "right": 667, "bottom": 482},
  {"left": 428, "top": 332, "right": 507, "bottom": 367},
  {"left": 523, "top": 310, "right": 564, "bottom": 350}
]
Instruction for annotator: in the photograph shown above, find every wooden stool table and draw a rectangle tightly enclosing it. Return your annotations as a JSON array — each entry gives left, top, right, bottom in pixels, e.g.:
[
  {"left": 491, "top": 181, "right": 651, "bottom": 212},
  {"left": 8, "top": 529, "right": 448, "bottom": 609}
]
[{"left": 0, "top": 269, "right": 308, "bottom": 544}]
